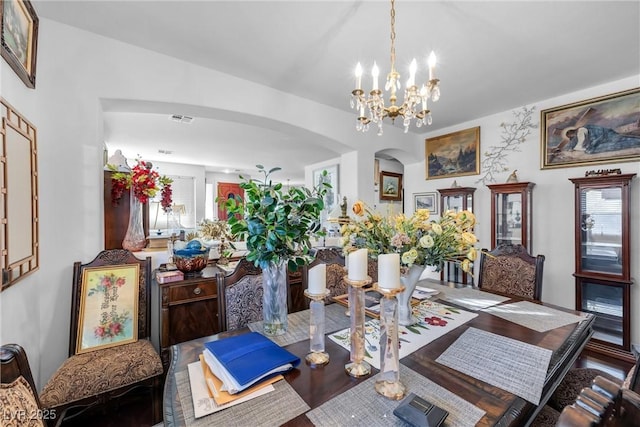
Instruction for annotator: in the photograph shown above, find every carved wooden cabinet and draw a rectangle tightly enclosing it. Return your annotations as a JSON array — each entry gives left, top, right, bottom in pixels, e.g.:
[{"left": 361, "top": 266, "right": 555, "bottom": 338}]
[
  {"left": 570, "top": 173, "right": 636, "bottom": 361},
  {"left": 158, "top": 266, "right": 220, "bottom": 368},
  {"left": 438, "top": 187, "right": 476, "bottom": 284},
  {"left": 487, "top": 182, "right": 535, "bottom": 251}
]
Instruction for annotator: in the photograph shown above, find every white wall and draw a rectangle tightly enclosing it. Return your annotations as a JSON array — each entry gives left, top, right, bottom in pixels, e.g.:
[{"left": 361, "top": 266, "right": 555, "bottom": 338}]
[{"left": 0, "top": 16, "right": 638, "bottom": 392}]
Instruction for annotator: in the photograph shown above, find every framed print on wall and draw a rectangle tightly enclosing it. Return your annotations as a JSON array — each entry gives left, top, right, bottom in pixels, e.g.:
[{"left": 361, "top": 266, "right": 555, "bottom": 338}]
[
  {"left": 380, "top": 171, "right": 402, "bottom": 201},
  {"left": 76, "top": 264, "right": 140, "bottom": 354},
  {"left": 541, "top": 88, "right": 640, "bottom": 169},
  {"left": 313, "top": 164, "right": 339, "bottom": 215},
  {"left": 425, "top": 126, "right": 480, "bottom": 179},
  {"left": 0, "top": 0, "right": 39, "bottom": 88},
  {"left": 413, "top": 192, "right": 438, "bottom": 214}
]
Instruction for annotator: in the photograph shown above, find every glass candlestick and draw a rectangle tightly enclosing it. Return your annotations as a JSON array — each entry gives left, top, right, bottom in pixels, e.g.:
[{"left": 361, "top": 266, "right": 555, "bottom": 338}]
[
  {"left": 304, "top": 289, "right": 331, "bottom": 367},
  {"left": 343, "top": 275, "right": 372, "bottom": 377},
  {"left": 374, "top": 283, "right": 407, "bottom": 400}
]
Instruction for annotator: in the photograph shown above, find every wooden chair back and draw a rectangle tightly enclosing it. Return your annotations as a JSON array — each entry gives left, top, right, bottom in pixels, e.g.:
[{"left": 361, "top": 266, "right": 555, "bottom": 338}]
[
  {"left": 68, "top": 249, "right": 152, "bottom": 355},
  {"left": 477, "top": 243, "right": 545, "bottom": 301},
  {"left": 216, "top": 258, "right": 263, "bottom": 331},
  {"left": 0, "top": 343, "right": 43, "bottom": 407},
  {"left": 302, "top": 248, "right": 346, "bottom": 302}
]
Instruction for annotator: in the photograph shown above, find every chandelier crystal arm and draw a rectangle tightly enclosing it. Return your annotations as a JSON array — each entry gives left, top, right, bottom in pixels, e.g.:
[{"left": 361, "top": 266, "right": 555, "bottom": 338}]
[{"left": 350, "top": 0, "right": 441, "bottom": 135}]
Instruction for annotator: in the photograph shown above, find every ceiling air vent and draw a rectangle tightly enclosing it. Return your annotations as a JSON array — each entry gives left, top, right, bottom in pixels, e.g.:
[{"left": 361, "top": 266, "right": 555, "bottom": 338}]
[{"left": 169, "top": 114, "right": 194, "bottom": 124}]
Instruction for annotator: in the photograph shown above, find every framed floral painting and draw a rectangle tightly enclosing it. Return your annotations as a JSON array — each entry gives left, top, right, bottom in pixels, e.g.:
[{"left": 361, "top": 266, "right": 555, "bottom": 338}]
[
  {"left": 541, "top": 88, "right": 640, "bottom": 169},
  {"left": 76, "top": 264, "right": 139, "bottom": 354}
]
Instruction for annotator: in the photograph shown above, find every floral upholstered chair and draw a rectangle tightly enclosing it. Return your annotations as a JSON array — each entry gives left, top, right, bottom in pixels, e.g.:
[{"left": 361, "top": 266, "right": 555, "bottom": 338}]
[
  {"left": 477, "top": 243, "right": 545, "bottom": 301},
  {"left": 39, "top": 250, "right": 163, "bottom": 424},
  {"left": 1, "top": 344, "right": 56, "bottom": 426},
  {"left": 216, "top": 258, "right": 264, "bottom": 331}
]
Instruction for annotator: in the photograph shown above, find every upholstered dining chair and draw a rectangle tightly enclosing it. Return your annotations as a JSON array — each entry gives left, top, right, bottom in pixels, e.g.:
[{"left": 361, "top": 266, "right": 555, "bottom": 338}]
[
  {"left": 302, "top": 247, "right": 346, "bottom": 303},
  {"left": 216, "top": 258, "right": 263, "bottom": 332},
  {"left": 39, "top": 249, "right": 163, "bottom": 424},
  {"left": 477, "top": 243, "right": 545, "bottom": 301},
  {"left": 1, "top": 343, "right": 61, "bottom": 427}
]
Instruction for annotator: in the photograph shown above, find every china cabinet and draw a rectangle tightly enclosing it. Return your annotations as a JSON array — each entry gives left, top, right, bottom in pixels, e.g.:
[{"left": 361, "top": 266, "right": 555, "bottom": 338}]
[
  {"left": 437, "top": 186, "right": 475, "bottom": 284},
  {"left": 487, "top": 182, "right": 535, "bottom": 251},
  {"left": 570, "top": 173, "right": 635, "bottom": 361}
]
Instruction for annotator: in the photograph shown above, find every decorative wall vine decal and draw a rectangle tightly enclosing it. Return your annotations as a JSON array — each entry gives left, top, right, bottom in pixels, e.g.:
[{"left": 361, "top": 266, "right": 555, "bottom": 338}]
[{"left": 476, "top": 106, "right": 537, "bottom": 185}]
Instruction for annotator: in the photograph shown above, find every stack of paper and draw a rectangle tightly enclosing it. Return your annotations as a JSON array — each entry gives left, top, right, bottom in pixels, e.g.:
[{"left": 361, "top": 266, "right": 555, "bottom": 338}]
[{"left": 412, "top": 285, "right": 440, "bottom": 300}]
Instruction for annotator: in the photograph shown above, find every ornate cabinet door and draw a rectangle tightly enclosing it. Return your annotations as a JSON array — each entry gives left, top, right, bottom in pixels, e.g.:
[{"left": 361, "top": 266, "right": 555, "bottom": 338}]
[
  {"left": 570, "top": 173, "right": 635, "bottom": 361},
  {"left": 487, "top": 182, "right": 535, "bottom": 251}
]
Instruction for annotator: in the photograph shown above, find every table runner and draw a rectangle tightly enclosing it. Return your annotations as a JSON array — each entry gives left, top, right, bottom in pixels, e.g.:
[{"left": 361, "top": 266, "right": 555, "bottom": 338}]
[
  {"left": 306, "top": 364, "right": 485, "bottom": 427},
  {"left": 482, "top": 300, "right": 588, "bottom": 332},
  {"left": 176, "top": 369, "right": 310, "bottom": 426},
  {"left": 422, "top": 281, "right": 510, "bottom": 311},
  {"left": 328, "top": 301, "right": 477, "bottom": 370},
  {"left": 436, "top": 327, "right": 552, "bottom": 405},
  {"left": 249, "top": 302, "right": 351, "bottom": 347}
]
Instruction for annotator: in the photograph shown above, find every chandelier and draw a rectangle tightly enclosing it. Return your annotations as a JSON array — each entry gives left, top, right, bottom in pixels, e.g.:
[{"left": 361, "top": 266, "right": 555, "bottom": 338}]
[{"left": 350, "top": 0, "right": 441, "bottom": 135}]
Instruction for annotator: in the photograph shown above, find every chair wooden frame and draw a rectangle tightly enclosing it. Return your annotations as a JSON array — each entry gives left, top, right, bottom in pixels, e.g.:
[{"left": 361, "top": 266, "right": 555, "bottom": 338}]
[
  {"left": 41, "top": 250, "right": 162, "bottom": 424},
  {"left": 477, "top": 243, "right": 545, "bottom": 301},
  {"left": 216, "top": 258, "right": 263, "bottom": 332}
]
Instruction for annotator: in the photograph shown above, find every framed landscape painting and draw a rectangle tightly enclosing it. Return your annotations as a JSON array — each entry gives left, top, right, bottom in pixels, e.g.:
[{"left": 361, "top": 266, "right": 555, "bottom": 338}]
[
  {"left": 1, "top": 0, "right": 38, "bottom": 88},
  {"left": 380, "top": 171, "right": 402, "bottom": 201},
  {"left": 541, "top": 88, "right": 640, "bottom": 169},
  {"left": 76, "top": 264, "right": 139, "bottom": 354},
  {"left": 413, "top": 192, "right": 438, "bottom": 214},
  {"left": 426, "top": 126, "right": 480, "bottom": 179}
]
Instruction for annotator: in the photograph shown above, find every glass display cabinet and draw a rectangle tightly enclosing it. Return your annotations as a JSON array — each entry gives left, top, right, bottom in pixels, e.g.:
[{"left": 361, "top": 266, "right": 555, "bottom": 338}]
[
  {"left": 437, "top": 187, "right": 476, "bottom": 285},
  {"left": 570, "top": 173, "right": 635, "bottom": 360},
  {"left": 487, "top": 182, "right": 535, "bottom": 251}
]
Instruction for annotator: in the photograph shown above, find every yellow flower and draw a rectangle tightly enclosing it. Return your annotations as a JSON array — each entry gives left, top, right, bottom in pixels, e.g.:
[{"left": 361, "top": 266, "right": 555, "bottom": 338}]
[
  {"left": 352, "top": 200, "right": 365, "bottom": 216},
  {"left": 419, "top": 235, "right": 434, "bottom": 248},
  {"left": 457, "top": 211, "right": 476, "bottom": 227},
  {"left": 402, "top": 250, "right": 417, "bottom": 265},
  {"left": 460, "top": 259, "right": 472, "bottom": 273},
  {"left": 467, "top": 247, "right": 477, "bottom": 261},
  {"left": 431, "top": 223, "right": 443, "bottom": 235},
  {"left": 461, "top": 232, "right": 478, "bottom": 245}
]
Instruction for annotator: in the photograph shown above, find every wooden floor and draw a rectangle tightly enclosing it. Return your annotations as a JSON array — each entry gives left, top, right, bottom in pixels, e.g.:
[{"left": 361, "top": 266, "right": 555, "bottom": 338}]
[{"left": 56, "top": 349, "right": 633, "bottom": 427}]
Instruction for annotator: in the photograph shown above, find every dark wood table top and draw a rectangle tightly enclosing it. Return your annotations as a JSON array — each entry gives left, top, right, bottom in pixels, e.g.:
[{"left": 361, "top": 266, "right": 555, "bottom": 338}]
[{"left": 163, "top": 286, "right": 593, "bottom": 426}]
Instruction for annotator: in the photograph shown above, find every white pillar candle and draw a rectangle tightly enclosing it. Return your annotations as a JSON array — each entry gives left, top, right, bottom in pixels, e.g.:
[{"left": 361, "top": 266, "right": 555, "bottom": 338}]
[
  {"left": 348, "top": 248, "right": 368, "bottom": 281},
  {"left": 308, "top": 264, "right": 326, "bottom": 294},
  {"left": 378, "top": 253, "right": 400, "bottom": 289},
  {"left": 344, "top": 252, "right": 349, "bottom": 271}
]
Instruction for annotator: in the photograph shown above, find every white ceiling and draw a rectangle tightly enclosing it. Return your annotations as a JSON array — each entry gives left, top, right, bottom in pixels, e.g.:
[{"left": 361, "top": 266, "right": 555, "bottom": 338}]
[{"left": 33, "top": 1, "right": 640, "bottom": 183}]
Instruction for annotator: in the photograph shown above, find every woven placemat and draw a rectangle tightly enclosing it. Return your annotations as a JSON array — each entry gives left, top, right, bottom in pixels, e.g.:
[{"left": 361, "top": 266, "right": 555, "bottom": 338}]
[
  {"left": 482, "top": 300, "right": 588, "bottom": 332},
  {"left": 249, "top": 303, "right": 351, "bottom": 347},
  {"left": 176, "top": 369, "right": 310, "bottom": 426},
  {"left": 306, "top": 364, "right": 485, "bottom": 427},
  {"left": 436, "top": 327, "right": 552, "bottom": 405},
  {"left": 423, "top": 281, "right": 510, "bottom": 311}
]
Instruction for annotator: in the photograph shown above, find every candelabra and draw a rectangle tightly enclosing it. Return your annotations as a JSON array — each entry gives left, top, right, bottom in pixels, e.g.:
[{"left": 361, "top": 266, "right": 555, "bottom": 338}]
[
  {"left": 374, "top": 283, "right": 406, "bottom": 400},
  {"left": 304, "top": 289, "right": 331, "bottom": 367},
  {"left": 343, "top": 275, "right": 372, "bottom": 377}
]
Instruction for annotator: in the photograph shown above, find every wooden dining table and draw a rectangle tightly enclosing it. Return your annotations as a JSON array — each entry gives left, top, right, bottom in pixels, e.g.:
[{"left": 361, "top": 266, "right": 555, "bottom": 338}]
[{"left": 162, "top": 280, "right": 594, "bottom": 426}]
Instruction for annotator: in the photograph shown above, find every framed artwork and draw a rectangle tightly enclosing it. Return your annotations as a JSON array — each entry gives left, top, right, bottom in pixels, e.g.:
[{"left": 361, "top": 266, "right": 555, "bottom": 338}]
[
  {"left": 425, "top": 126, "right": 480, "bottom": 179},
  {"left": 413, "top": 192, "right": 438, "bottom": 214},
  {"left": 0, "top": 0, "right": 38, "bottom": 88},
  {"left": 313, "top": 164, "right": 339, "bottom": 215},
  {"left": 380, "top": 171, "right": 402, "bottom": 201},
  {"left": 541, "top": 88, "right": 640, "bottom": 169},
  {"left": 76, "top": 264, "right": 140, "bottom": 354}
]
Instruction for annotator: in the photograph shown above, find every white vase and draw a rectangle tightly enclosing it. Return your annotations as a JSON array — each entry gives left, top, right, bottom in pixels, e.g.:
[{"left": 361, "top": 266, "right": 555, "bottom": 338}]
[{"left": 397, "top": 264, "right": 425, "bottom": 326}]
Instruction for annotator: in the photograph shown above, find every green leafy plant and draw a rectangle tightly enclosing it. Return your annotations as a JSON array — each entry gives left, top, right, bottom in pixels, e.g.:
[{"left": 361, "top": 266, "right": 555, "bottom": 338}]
[{"left": 223, "top": 165, "right": 330, "bottom": 271}]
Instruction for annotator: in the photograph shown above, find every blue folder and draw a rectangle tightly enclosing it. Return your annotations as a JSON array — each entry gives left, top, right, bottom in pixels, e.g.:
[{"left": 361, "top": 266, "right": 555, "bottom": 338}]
[{"left": 203, "top": 332, "right": 300, "bottom": 393}]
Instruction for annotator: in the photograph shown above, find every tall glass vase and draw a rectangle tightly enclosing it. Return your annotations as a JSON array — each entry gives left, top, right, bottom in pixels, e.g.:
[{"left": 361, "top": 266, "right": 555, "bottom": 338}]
[
  {"left": 122, "top": 191, "right": 146, "bottom": 252},
  {"left": 262, "top": 259, "right": 289, "bottom": 336},
  {"left": 397, "top": 264, "right": 425, "bottom": 326}
]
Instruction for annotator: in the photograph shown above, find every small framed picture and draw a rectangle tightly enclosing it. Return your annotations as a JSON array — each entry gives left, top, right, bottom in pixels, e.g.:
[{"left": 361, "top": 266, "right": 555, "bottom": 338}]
[
  {"left": 76, "top": 264, "right": 140, "bottom": 354},
  {"left": 380, "top": 171, "right": 402, "bottom": 201},
  {"left": 1, "top": 0, "right": 39, "bottom": 88},
  {"left": 413, "top": 192, "right": 438, "bottom": 214},
  {"left": 313, "top": 164, "right": 339, "bottom": 214}
]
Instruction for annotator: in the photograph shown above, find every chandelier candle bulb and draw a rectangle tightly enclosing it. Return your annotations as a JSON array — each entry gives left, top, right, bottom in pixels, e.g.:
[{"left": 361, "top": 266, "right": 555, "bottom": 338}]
[
  {"left": 378, "top": 253, "right": 401, "bottom": 289},
  {"left": 428, "top": 51, "right": 436, "bottom": 81},
  {"left": 408, "top": 58, "right": 417, "bottom": 87},
  {"left": 372, "top": 62, "right": 379, "bottom": 91},
  {"left": 348, "top": 249, "right": 368, "bottom": 281},
  {"left": 308, "top": 264, "right": 327, "bottom": 294},
  {"left": 355, "top": 62, "right": 363, "bottom": 90}
]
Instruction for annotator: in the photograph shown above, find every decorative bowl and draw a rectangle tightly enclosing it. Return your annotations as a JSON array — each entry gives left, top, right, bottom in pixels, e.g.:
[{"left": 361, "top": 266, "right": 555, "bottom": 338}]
[{"left": 173, "top": 245, "right": 209, "bottom": 275}]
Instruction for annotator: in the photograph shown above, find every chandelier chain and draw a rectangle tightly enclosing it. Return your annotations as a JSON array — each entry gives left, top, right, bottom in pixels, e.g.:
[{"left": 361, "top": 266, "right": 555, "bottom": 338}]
[{"left": 390, "top": 0, "right": 396, "bottom": 72}]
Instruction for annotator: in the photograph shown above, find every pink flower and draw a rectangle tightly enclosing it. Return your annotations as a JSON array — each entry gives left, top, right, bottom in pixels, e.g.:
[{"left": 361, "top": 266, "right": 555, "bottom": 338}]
[{"left": 424, "top": 316, "right": 448, "bottom": 327}]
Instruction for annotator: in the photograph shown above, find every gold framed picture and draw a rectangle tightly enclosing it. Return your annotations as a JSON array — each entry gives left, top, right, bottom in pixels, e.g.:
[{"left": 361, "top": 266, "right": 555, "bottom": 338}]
[
  {"left": 380, "top": 171, "right": 402, "bottom": 201},
  {"left": 76, "top": 264, "right": 140, "bottom": 354},
  {"left": 1, "top": 0, "right": 38, "bottom": 88},
  {"left": 425, "top": 126, "right": 480, "bottom": 180},
  {"left": 541, "top": 88, "right": 640, "bottom": 169}
]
